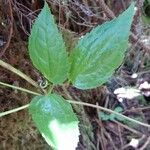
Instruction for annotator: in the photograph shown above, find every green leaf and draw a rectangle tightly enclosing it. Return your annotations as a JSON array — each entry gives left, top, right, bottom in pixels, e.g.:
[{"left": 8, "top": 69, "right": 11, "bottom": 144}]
[
  {"left": 99, "top": 112, "right": 110, "bottom": 121},
  {"left": 69, "top": 3, "right": 135, "bottom": 89},
  {"left": 114, "top": 106, "right": 123, "bottom": 113},
  {"left": 99, "top": 107, "right": 124, "bottom": 121},
  {"left": 29, "top": 94, "right": 79, "bottom": 150},
  {"left": 28, "top": 2, "right": 69, "bottom": 84},
  {"left": 110, "top": 107, "right": 124, "bottom": 121}
]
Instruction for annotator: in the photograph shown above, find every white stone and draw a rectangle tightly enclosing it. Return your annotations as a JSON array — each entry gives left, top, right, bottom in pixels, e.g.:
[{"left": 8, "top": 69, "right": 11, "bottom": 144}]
[
  {"left": 129, "top": 138, "right": 139, "bottom": 148},
  {"left": 131, "top": 73, "right": 138, "bottom": 78}
]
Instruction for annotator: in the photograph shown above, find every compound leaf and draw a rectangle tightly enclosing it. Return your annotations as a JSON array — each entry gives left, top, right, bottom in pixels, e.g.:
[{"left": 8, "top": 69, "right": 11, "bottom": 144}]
[
  {"left": 29, "top": 94, "right": 79, "bottom": 150},
  {"left": 29, "top": 2, "right": 69, "bottom": 84},
  {"left": 69, "top": 3, "right": 135, "bottom": 89}
]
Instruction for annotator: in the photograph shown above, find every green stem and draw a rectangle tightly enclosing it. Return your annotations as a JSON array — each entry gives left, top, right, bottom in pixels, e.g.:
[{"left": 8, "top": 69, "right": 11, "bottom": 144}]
[
  {"left": 62, "top": 85, "right": 73, "bottom": 100},
  {"left": 0, "top": 83, "right": 150, "bottom": 128},
  {"left": 0, "top": 81, "right": 41, "bottom": 96},
  {"left": 62, "top": 86, "right": 150, "bottom": 128},
  {"left": 0, "top": 100, "right": 150, "bottom": 128},
  {"left": 0, "top": 59, "right": 39, "bottom": 88},
  {"left": 68, "top": 100, "right": 150, "bottom": 128},
  {"left": 48, "top": 84, "right": 54, "bottom": 94},
  {"left": 0, "top": 104, "right": 30, "bottom": 117}
]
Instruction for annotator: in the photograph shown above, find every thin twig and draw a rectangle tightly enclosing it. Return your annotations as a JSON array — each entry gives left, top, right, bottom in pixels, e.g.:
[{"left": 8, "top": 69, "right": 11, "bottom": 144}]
[
  {"left": 68, "top": 100, "right": 150, "bottom": 128},
  {"left": 131, "top": 33, "right": 150, "bottom": 54},
  {"left": 62, "top": 85, "right": 73, "bottom": 100},
  {"left": 0, "top": 104, "right": 29, "bottom": 117},
  {"left": 0, "top": 81, "right": 41, "bottom": 96},
  {"left": 98, "top": 0, "right": 115, "bottom": 19},
  {"left": 113, "top": 120, "right": 142, "bottom": 136},
  {"left": 1, "top": 84, "right": 150, "bottom": 128},
  {"left": 124, "top": 106, "right": 150, "bottom": 113},
  {"left": 118, "top": 125, "right": 124, "bottom": 148},
  {"left": 0, "top": 59, "right": 39, "bottom": 88},
  {"left": 62, "top": 85, "right": 150, "bottom": 128},
  {"left": 139, "top": 136, "right": 150, "bottom": 150},
  {"left": 0, "top": 0, "right": 13, "bottom": 57},
  {"left": 0, "top": 97, "right": 150, "bottom": 128},
  {"left": 103, "top": 131, "right": 118, "bottom": 150}
]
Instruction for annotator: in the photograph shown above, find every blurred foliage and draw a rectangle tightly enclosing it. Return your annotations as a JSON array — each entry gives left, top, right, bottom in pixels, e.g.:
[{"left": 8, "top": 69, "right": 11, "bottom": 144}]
[{"left": 142, "top": 0, "right": 150, "bottom": 24}]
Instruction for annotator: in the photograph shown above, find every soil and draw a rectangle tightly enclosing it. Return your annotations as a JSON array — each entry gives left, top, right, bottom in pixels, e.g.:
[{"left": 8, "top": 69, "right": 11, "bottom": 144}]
[{"left": 0, "top": 0, "right": 150, "bottom": 150}]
